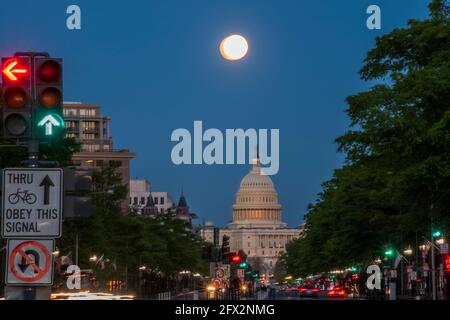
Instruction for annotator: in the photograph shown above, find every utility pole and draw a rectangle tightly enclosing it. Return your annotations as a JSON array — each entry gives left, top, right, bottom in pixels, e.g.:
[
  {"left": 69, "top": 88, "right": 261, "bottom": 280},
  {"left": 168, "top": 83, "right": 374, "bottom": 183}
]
[
  {"left": 75, "top": 234, "right": 79, "bottom": 266},
  {"left": 431, "top": 228, "right": 437, "bottom": 300}
]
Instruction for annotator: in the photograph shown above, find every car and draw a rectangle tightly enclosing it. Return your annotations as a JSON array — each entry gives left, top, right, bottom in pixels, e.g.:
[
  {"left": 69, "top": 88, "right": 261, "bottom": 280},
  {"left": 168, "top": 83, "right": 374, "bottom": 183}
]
[
  {"left": 299, "top": 284, "right": 320, "bottom": 298},
  {"left": 327, "top": 287, "right": 348, "bottom": 299}
]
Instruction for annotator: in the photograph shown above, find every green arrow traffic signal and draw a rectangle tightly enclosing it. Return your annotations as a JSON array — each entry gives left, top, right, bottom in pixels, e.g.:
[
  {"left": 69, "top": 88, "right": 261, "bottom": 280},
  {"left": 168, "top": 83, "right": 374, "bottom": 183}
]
[
  {"left": 37, "top": 113, "right": 64, "bottom": 136},
  {"left": 432, "top": 230, "right": 442, "bottom": 238}
]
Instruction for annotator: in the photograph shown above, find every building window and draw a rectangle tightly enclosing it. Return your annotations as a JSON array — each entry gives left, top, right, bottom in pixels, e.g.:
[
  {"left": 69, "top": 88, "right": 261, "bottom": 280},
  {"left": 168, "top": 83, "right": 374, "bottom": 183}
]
[
  {"left": 133, "top": 197, "right": 138, "bottom": 205},
  {"left": 141, "top": 197, "right": 145, "bottom": 204},
  {"left": 160, "top": 197, "right": 165, "bottom": 205},
  {"left": 80, "top": 108, "right": 96, "bottom": 116},
  {"left": 63, "top": 108, "right": 78, "bottom": 116},
  {"left": 154, "top": 197, "right": 159, "bottom": 204}
]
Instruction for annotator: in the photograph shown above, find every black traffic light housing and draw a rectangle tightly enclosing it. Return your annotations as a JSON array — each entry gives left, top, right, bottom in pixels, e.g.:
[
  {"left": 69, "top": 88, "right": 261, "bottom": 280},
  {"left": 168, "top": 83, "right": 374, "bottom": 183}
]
[
  {"left": 1, "top": 57, "right": 32, "bottom": 139},
  {"left": 221, "top": 235, "right": 231, "bottom": 264},
  {"left": 34, "top": 58, "right": 64, "bottom": 139}
]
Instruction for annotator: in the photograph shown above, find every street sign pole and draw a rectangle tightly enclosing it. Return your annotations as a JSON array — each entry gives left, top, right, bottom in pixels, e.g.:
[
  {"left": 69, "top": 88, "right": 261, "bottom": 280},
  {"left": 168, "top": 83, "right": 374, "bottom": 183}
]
[{"left": 431, "top": 228, "right": 437, "bottom": 300}]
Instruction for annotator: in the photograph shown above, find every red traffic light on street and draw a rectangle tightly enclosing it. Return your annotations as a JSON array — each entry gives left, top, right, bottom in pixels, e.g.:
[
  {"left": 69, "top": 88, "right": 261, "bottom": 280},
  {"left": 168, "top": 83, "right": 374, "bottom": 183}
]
[
  {"left": 1, "top": 57, "right": 31, "bottom": 139},
  {"left": 231, "top": 254, "right": 241, "bottom": 264},
  {"left": 2, "top": 59, "right": 29, "bottom": 82}
]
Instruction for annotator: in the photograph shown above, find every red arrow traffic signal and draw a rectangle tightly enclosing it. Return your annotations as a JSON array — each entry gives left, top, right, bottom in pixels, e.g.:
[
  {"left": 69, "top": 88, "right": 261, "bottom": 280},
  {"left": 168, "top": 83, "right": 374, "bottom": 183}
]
[{"left": 2, "top": 60, "right": 28, "bottom": 81}]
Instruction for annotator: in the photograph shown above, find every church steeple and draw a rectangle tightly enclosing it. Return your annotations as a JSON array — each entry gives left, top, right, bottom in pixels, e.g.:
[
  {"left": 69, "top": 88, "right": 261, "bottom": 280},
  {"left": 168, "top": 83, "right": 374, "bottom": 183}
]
[{"left": 178, "top": 192, "right": 188, "bottom": 207}]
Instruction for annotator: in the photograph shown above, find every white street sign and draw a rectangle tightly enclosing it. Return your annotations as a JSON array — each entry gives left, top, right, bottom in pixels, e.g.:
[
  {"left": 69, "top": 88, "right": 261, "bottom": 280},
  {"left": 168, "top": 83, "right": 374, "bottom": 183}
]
[
  {"left": 6, "top": 239, "right": 54, "bottom": 286},
  {"left": 2, "top": 168, "right": 63, "bottom": 238}
]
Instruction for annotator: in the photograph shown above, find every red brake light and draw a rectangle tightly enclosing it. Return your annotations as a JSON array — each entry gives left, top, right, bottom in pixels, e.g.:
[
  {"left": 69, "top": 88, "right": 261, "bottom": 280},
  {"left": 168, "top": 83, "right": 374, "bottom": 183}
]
[
  {"left": 312, "top": 288, "right": 319, "bottom": 292},
  {"left": 300, "top": 288, "right": 307, "bottom": 292}
]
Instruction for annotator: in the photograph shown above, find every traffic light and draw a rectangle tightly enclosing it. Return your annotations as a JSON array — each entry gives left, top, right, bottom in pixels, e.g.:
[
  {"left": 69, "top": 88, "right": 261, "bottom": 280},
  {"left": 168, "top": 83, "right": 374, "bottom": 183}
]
[
  {"left": 34, "top": 58, "right": 64, "bottom": 138},
  {"left": 231, "top": 253, "right": 242, "bottom": 264},
  {"left": 432, "top": 230, "right": 442, "bottom": 238},
  {"left": 1, "top": 57, "right": 31, "bottom": 139},
  {"left": 383, "top": 244, "right": 395, "bottom": 258},
  {"left": 239, "top": 261, "right": 248, "bottom": 269},
  {"left": 221, "top": 235, "right": 231, "bottom": 264}
]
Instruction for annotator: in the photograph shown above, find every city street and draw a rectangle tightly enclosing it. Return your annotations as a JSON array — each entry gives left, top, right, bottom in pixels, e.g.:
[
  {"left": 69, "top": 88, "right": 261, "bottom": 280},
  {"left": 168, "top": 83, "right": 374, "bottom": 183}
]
[{"left": 0, "top": 0, "right": 449, "bottom": 308}]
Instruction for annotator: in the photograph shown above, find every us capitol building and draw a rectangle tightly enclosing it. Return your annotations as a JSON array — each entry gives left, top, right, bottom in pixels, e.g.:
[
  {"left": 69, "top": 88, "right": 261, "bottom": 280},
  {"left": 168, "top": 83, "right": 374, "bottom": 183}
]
[{"left": 199, "top": 158, "right": 303, "bottom": 275}]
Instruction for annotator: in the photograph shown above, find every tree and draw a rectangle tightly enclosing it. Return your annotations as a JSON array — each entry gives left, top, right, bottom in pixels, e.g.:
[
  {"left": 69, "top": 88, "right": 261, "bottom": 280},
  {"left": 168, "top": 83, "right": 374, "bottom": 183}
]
[
  {"left": 285, "top": 0, "right": 450, "bottom": 276},
  {"left": 273, "top": 255, "right": 287, "bottom": 283}
]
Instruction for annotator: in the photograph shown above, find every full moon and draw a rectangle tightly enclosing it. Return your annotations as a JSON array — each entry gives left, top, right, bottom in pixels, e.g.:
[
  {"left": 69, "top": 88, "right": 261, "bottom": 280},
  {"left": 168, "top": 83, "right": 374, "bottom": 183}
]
[{"left": 220, "top": 35, "right": 249, "bottom": 61}]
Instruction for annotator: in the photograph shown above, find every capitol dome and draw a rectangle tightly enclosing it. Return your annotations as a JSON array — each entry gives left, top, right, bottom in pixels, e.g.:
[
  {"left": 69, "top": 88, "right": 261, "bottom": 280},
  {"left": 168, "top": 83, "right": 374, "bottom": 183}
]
[{"left": 229, "top": 158, "right": 286, "bottom": 229}]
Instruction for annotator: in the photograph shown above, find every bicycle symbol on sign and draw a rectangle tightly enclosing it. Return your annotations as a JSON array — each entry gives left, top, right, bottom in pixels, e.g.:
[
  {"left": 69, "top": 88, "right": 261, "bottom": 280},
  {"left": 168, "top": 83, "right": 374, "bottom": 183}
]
[{"left": 8, "top": 188, "right": 38, "bottom": 205}]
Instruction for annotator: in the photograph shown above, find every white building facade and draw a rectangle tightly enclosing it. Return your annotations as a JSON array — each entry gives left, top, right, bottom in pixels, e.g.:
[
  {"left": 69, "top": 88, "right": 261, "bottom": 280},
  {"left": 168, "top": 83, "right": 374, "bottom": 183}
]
[
  {"left": 151, "top": 192, "right": 175, "bottom": 213},
  {"left": 200, "top": 159, "right": 302, "bottom": 275},
  {"left": 129, "top": 179, "right": 153, "bottom": 214}
]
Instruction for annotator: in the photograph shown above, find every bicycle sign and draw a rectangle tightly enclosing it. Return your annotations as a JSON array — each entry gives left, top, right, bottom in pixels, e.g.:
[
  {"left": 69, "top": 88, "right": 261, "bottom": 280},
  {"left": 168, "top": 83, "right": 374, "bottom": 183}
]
[
  {"left": 1, "top": 168, "right": 63, "bottom": 238},
  {"left": 8, "top": 189, "right": 38, "bottom": 205}
]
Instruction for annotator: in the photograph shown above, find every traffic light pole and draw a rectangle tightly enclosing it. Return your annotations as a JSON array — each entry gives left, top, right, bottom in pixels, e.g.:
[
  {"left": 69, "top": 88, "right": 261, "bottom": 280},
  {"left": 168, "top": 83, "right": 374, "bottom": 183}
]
[{"left": 431, "top": 228, "right": 437, "bottom": 300}]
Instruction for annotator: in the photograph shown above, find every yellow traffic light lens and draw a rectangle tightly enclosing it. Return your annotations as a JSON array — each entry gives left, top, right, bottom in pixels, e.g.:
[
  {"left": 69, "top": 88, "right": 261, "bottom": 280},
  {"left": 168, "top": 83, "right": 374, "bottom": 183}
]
[
  {"left": 5, "top": 113, "right": 27, "bottom": 136},
  {"left": 40, "top": 87, "right": 61, "bottom": 108},
  {"left": 4, "top": 87, "right": 27, "bottom": 109}
]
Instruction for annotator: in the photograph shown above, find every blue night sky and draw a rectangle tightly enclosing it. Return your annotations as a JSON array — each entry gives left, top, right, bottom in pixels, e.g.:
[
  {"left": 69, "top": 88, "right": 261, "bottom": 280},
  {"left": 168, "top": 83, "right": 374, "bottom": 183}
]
[{"left": 0, "top": 0, "right": 430, "bottom": 227}]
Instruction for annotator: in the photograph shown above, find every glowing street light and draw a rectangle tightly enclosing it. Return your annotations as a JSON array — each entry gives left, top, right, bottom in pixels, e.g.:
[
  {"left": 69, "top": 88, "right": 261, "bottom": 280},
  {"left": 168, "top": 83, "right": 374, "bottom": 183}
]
[
  {"left": 90, "top": 255, "right": 98, "bottom": 262},
  {"left": 403, "top": 248, "right": 413, "bottom": 256},
  {"left": 432, "top": 230, "right": 442, "bottom": 238}
]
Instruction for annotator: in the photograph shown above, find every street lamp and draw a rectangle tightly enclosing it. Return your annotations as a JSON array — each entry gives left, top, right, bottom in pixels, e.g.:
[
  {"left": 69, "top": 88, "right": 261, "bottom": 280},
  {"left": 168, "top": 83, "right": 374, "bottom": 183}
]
[
  {"left": 403, "top": 248, "right": 413, "bottom": 256},
  {"left": 139, "top": 266, "right": 147, "bottom": 271},
  {"left": 419, "top": 244, "right": 427, "bottom": 251},
  {"left": 90, "top": 255, "right": 98, "bottom": 262},
  {"left": 436, "top": 238, "right": 445, "bottom": 245}
]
